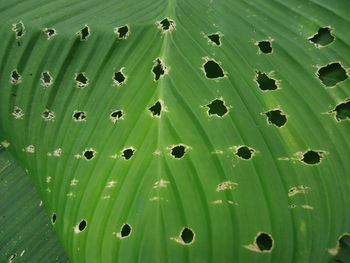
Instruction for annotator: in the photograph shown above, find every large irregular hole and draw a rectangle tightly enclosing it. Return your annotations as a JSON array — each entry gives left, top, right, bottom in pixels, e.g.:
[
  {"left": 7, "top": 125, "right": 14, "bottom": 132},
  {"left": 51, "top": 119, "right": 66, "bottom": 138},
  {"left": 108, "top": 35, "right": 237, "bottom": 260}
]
[
  {"left": 206, "top": 99, "right": 228, "bottom": 117},
  {"left": 122, "top": 148, "right": 135, "bottom": 160},
  {"left": 265, "top": 109, "right": 287, "bottom": 127},
  {"left": 317, "top": 62, "right": 348, "bottom": 87},
  {"left": 73, "top": 111, "right": 86, "bottom": 121},
  {"left": 301, "top": 150, "right": 324, "bottom": 165},
  {"left": 256, "top": 233, "right": 273, "bottom": 252},
  {"left": 110, "top": 110, "right": 123, "bottom": 123},
  {"left": 152, "top": 58, "right": 166, "bottom": 81},
  {"left": 12, "top": 106, "right": 24, "bottom": 119},
  {"left": 257, "top": 40, "right": 272, "bottom": 54},
  {"left": 236, "top": 146, "right": 255, "bottom": 160},
  {"left": 170, "top": 144, "right": 188, "bottom": 159},
  {"left": 113, "top": 70, "right": 126, "bottom": 86},
  {"left": 83, "top": 149, "right": 96, "bottom": 160},
  {"left": 308, "top": 27, "right": 334, "bottom": 47},
  {"left": 158, "top": 17, "right": 175, "bottom": 32},
  {"left": 51, "top": 213, "right": 57, "bottom": 224},
  {"left": 11, "top": 70, "right": 21, "bottom": 84},
  {"left": 12, "top": 22, "right": 25, "bottom": 38},
  {"left": 43, "top": 28, "right": 56, "bottom": 39},
  {"left": 332, "top": 99, "right": 350, "bottom": 121},
  {"left": 115, "top": 25, "right": 129, "bottom": 39},
  {"left": 149, "top": 101, "right": 162, "bottom": 117},
  {"left": 78, "top": 25, "right": 90, "bottom": 40},
  {"left": 120, "top": 223, "right": 132, "bottom": 238},
  {"left": 41, "top": 71, "right": 53, "bottom": 87},
  {"left": 181, "top": 227, "right": 195, "bottom": 244},
  {"left": 42, "top": 109, "right": 55, "bottom": 120},
  {"left": 203, "top": 59, "right": 225, "bottom": 79},
  {"left": 207, "top": 33, "right": 221, "bottom": 46},
  {"left": 256, "top": 71, "right": 278, "bottom": 91},
  {"left": 75, "top": 72, "right": 88, "bottom": 88}
]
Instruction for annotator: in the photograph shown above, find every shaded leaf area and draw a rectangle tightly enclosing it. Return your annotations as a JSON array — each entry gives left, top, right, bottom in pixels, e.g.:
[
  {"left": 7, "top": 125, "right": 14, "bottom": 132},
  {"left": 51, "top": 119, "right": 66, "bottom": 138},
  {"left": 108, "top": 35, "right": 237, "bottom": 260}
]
[
  {"left": 0, "top": 0, "right": 350, "bottom": 263},
  {"left": 0, "top": 148, "right": 69, "bottom": 263}
]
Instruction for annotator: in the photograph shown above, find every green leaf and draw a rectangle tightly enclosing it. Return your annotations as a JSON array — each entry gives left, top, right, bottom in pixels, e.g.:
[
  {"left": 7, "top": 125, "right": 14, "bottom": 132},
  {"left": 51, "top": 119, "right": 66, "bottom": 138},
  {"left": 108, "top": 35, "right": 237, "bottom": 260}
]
[
  {"left": 0, "top": 148, "right": 69, "bottom": 262},
  {"left": 0, "top": 0, "right": 350, "bottom": 262}
]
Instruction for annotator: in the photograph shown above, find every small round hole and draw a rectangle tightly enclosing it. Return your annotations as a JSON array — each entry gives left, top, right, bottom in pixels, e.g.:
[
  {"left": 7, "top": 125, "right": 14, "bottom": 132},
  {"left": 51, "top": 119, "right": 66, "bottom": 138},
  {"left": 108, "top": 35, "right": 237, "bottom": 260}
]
[
  {"left": 120, "top": 223, "right": 132, "bottom": 238},
  {"left": 256, "top": 233, "right": 273, "bottom": 251},
  {"left": 78, "top": 220, "right": 87, "bottom": 232},
  {"left": 181, "top": 227, "right": 195, "bottom": 244}
]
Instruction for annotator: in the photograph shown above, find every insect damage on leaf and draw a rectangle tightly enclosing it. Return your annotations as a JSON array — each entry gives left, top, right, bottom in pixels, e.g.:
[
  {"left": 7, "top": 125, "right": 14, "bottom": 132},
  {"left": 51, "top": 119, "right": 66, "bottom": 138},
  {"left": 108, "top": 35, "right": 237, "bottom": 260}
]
[
  {"left": 171, "top": 227, "right": 195, "bottom": 245},
  {"left": 317, "top": 62, "right": 348, "bottom": 87},
  {"left": 244, "top": 232, "right": 274, "bottom": 252},
  {"left": 77, "top": 25, "right": 90, "bottom": 41},
  {"left": 308, "top": 27, "right": 335, "bottom": 47},
  {"left": 158, "top": 17, "right": 175, "bottom": 32},
  {"left": 202, "top": 57, "right": 226, "bottom": 79},
  {"left": 115, "top": 25, "right": 130, "bottom": 39}
]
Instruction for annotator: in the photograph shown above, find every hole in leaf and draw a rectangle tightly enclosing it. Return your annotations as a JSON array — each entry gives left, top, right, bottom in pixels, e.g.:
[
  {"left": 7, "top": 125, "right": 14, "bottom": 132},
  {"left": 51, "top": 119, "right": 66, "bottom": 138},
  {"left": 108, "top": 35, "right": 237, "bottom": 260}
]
[
  {"left": 113, "top": 70, "right": 126, "bottom": 86},
  {"left": 257, "top": 40, "right": 272, "bottom": 54},
  {"left": 75, "top": 72, "right": 88, "bottom": 88},
  {"left": 333, "top": 99, "right": 350, "bottom": 121},
  {"left": 116, "top": 25, "right": 129, "bottom": 39},
  {"left": 12, "top": 22, "right": 25, "bottom": 38},
  {"left": 42, "top": 109, "right": 55, "bottom": 120},
  {"left": 83, "top": 149, "right": 96, "bottom": 160},
  {"left": 256, "top": 233, "right": 273, "bottom": 251},
  {"left": 206, "top": 99, "right": 228, "bottom": 117},
  {"left": 301, "top": 150, "right": 324, "bottom": 165},
  {"left": 170, "top": 145, "right": 187, "bottom": 159},
  {"left": 207, "top": 33, "right": 221, "bottom": 46},
  {"left": 73, "top": 111, "right": 86, "bottom": 121},
  {"left": 203, "top": 60, "right": 225, "bottom": 79},
  {"left": 41, "top": 71, "right": 53, "bottom": 86},
  {"left": 12, "top": 106, "right": 24, "bottom": 119},
  {"left": 78, "top": 220, "right": 87, "bottom": 231},
  {"left": 52, "top": 213, "right": 57, "bottom": 224},
  {"left": 78, "top": 25, "right": 90, "bottom": 40},
  {"left": 120, "top": 223, "right": 132, "bottom": 238},
  {"left": 236, "top": 146, "right": 255, "bottom": 160},
  {"left": 317, "top": 62, "right": 348, "bottom": 87},
  {"left": 256, "top": 71, "right": 278, "bottom": 91},
  {"left": 265, "top": 109, "right": 287, "bottom": 127},
  {"left": 308, "top": 27, "right": 334, "bottom": 47},
  {"left": 9, "top": 253, "right": 16, "bottom": 261},
  {"left": 11, "top": 70, "right": 21, "bottom": 84},
  {"left": 110, "top": 110, "right": 123, "bottom": 123},
  {"left": 159, "top": 18, "right": 175, "bottom": 32},
  {"left": 152, "top": 58, "right": 166, "bottom": 81},
  {"left": 181, "top": 227, "right": 195, "bottom": 244},
  {"left": 122, "top": 148, "right": 135, "bottom": 160},
  {"left": 149, "top": 101, "right": 162, "bottom": 117},
  {"left": 43, "top": 28, "right": 56, "bottom": 39}
]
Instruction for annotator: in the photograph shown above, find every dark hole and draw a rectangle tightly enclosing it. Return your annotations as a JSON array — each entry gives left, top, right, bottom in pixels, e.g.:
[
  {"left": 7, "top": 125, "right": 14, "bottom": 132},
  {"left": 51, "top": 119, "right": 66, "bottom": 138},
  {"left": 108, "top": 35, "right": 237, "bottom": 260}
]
[
  {"left": 333, "top": 100, "right": 350, "bottom": 121},
  {"left": 11, "top": 70, "right": 21, "bottom": 82},
  {"left": 84, "top": 150, "right": 95, "bottom": 160},
  {"left": 256, "top": 71, "right": 278, "bottom": 91},
  {"left": 208, "top": 34, "right": 220, "bottom": 46},
  {"left": 42, "top": 110, "right": 54, "bottom": 119},
  {"left": 236, "top": 146, "right": 254, "bottom": 160},
  {"left": 332, "top": 234, "right": 350, "bottom": 263},
  {"left": 73, "top": 111, "right": 86, "bottom": 121},
  {"left": 78, "top": 220, "right": 87, "bottom": 231},
  {"left": 339, "top": 235, "right": 350, "bottom": 250},
  {"left": 171, "top": 145, "right": 186, "bottom": 158},
  {"left": 114, "top": 71, "right": 125, "bottom": 85},
  {"left": 256, "top": 233, "right": 273, "bottom": 251},
  {"left": 76, "top": 73, "right": 88, "bottom": 84},
  {"left": 206, "top": 99, "right": 228, "bottom": 117},
  {"left": 80, "top": 26, "right": 90, "bottom": 40},
  {"left": 152, "top": 59, "right": 165, "bottom": 81},
  {"left": 258, "top": 41, "right": 272, "bottom": 54},
  {"left": 9, "top": 254, "right": 16, "bottom": 261},
  {"left": 302, "top": 150, "right": 321, "bottom": 165},
  {"left": 160, "top": 18, "right": 174, "bottom": 31},
  {"left": 45, "top": 28, "right": 56, "bottom": 37},
  {"left": 149, "top": 101, "right": 162, "bottom": 116},
  {"left": 42, "top": 72, "right": 51, "bottom": 84},
  {"left": 318, "top": 62, "right": 348, "bottom": 87},
  {"left": 52, "top": 213, "right": 56, "bottom": 224},
  {"left": 111, "top": 110, "right": 123, "bottom": 119},
  {"left": 117, "top": 25, "right": 129, "bottom": 39},
  {"left": 121, "top": 223, "right": 131, "bottom": 237},
  {"left": 203, "top": 60, "right": 224, "bottom": 79},
  {"left": 122, "top": 148, "right": 135, "bottom": 160},
  {"left": 309, "top": 27, "right": 334, "bottom": 46},
  {"left": 265, "top": 110, "right": 287, "bottom": 127},
  {"left": 181, "top": 228, "right": 194, "bottom": 244},
  {"left": 14, "top": 22, "right": 24, "bottom": 37}
]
